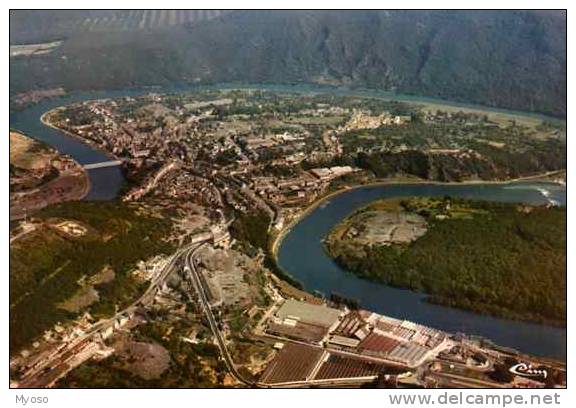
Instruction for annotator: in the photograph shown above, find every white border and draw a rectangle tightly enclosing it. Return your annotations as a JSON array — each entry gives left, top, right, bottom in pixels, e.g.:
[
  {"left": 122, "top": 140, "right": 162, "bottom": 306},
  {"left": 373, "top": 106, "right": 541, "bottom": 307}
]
[{"left": 3, "top": 3, "right": 572, "bottom": 408}]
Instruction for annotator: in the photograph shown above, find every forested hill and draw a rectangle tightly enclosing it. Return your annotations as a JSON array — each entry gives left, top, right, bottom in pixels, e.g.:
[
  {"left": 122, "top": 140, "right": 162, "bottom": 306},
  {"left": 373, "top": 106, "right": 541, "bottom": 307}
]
[
  {"left": 10, "top": 10, "right": 566, "bottom": 117},
  {"left": 325, "top": 198, "right": 566, "bottom": 326}
]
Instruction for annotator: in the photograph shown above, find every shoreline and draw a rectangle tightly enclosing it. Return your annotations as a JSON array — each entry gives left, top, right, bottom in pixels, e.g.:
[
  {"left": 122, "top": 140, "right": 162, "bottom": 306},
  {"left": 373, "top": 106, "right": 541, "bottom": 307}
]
[
  {"left": 31, "top": 93, "right": 569, "bottom": 327},
  {"left": 37, "top": 99, "right": 566, "bottom": 305},
  {"left": 11, "top": 87, "right": 567, "bottom": 365},
  {"left": 269, "top": 170, "right": 566, "bottom": 265},
  {"left": 9, "top": 130, "right": 91, "bottom": 222},
  {"left": 18, "top": 81, "right": 565, "bottom": 122},
  {"left": 34, "top": 88, "right": 566, "bottom": 205},
  {"left": 37, "top": 111, "right": 96, "bottom": 194},
  {"left": 9, "top": 164, "right": 91, "bottom": 222},
  {"left": 39, "top": 108, "right": 123, "bottom": 164},
  {"left": 321, "top": 196, "right": 566, "bottom": 328}
]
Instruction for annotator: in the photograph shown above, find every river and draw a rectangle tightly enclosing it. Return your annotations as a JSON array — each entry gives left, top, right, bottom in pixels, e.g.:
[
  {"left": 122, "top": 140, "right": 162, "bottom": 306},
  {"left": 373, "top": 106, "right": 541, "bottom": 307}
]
[
  {"left": 9, "top": 84, "right": 566, "bottom": 360},
  {"left": 277, "top": 182, "right": 566, "bottom": 360}
]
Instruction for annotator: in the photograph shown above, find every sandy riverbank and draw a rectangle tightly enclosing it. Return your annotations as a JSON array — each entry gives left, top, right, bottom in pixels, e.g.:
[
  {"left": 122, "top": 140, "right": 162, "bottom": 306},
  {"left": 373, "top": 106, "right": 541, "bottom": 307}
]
[{"left": 9, "top": 130, "right": 91, "bottom": 221}]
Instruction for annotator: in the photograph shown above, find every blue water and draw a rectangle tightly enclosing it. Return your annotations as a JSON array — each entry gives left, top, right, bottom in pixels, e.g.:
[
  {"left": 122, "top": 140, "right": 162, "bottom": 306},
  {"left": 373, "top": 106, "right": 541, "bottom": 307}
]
[
  {"left": 9, "top": 91, "right": 133, "bottom": 200},
  {"left": 9, "top": 84, "right": 566, "bottom": 359},
  {"left": 278, "top": 182, "right": 566, "bottom": 360}
]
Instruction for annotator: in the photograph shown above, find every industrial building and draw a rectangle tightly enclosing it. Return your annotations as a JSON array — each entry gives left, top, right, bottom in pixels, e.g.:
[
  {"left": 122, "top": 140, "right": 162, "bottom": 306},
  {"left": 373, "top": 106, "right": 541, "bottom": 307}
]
[{"left": 274, "top": 299, "right": 342, "bottom": 330}]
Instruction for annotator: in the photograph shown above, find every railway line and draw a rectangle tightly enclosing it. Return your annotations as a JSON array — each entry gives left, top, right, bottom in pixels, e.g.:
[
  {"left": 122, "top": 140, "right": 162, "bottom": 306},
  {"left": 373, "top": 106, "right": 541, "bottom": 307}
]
[
  {"left": 15, "top": 235, "right": 209, "bottom": 388},
  {"left": 183, "top": 241, "right": 382, "bottom": 389},
  {"left": 184, "top": 243, "right": 256, "bottom": 386}
]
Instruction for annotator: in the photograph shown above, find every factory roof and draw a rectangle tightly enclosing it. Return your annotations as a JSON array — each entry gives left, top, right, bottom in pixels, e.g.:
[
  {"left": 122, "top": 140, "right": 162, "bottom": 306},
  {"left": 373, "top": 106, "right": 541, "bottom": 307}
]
[
  {"left": 328, "top": 335, "right": 361, "bottom": 348},
  {"left": 388, "top": 343, "right": 429, "bottom": 366},
  {"left": 275, "top": 299, "right": 342, "bottom": 328}
]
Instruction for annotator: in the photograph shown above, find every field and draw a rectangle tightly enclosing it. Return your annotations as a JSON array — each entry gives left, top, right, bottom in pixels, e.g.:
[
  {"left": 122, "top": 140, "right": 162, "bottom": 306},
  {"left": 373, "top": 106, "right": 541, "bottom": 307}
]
[
  {"left": 326, "top": 197, "right": 566, "bottom": 325},
  {"left": 10, "top": 10, "right": 228, "bottom": 37},
  {"left": 10, "top": 131, "right": 89, "bottom": 220},
  {"left": 79, "top": 10, "right": 226, "bottom": 31},
  {"left": 10, "top": 201, "right": 175, "bottom": 353},
  {"left": 416, "top": 101, "right": 552, "bottom": 130}
]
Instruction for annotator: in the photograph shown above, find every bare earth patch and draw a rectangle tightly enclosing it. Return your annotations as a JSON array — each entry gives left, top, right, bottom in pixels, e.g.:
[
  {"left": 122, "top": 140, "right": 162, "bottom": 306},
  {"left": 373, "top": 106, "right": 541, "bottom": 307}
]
[
  {"left": 10, "top": 131, "right": 53, "bottom": 170},
  {"left": 58, "top": 287, "right": 100, "bottom": 313},
  {"left": 337, "top": 211, "right": 427, "bottom": 247},
  {"left": 114, "top": 341, "right": 171, "bottom": 381}
]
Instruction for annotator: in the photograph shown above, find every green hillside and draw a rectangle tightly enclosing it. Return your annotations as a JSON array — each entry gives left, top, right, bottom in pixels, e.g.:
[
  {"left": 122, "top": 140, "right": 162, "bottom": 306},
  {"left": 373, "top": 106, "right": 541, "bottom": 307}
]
[
  {"left": 10, "top": 10, "right": 566, "bottom": 117},
  {"left": 326, "top": 197, "right": 566, "bottom": 325}
]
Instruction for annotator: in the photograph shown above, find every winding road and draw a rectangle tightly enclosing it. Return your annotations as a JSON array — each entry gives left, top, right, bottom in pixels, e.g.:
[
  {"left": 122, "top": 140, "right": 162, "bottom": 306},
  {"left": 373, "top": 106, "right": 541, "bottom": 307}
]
[{"left": 183, "top": 242, "right": 382, "bottom": 388}]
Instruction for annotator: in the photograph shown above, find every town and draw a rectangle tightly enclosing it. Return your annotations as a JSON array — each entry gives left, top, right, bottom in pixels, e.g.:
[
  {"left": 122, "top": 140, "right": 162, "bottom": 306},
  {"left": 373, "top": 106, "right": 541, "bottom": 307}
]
[{"left": 10, "top": 89, "right": 566, "bottom": 389}]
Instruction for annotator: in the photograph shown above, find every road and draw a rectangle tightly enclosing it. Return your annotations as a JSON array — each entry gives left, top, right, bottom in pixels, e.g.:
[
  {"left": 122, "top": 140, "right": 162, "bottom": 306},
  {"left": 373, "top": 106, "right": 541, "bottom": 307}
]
[
  {"left": 9, "top": 223, "right": 37, "bottom": 244},
  {"left": 18, "top": 218, "right": 401, "bottom": 388},
  {"left": 15, "top": 237, "right": 207, "bottom": 388},
  {"left": 183, "top": 243, "right": 381, "bottom": 388},
  {"left": 184, "top": 243, "right": 256, "bottom": 386}
]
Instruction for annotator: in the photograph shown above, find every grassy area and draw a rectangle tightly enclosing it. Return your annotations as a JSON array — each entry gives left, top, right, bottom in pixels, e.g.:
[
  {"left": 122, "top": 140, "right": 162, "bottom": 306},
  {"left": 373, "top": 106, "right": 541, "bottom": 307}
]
[
  {"left": 326, "top": 198, "right": 566, "bottom": 325},
  {"left": 10, "top": 201, "right": 175, "bottom": 353},
  {"left": 417, "top": 101, "right": 546, "bottom": 129}
]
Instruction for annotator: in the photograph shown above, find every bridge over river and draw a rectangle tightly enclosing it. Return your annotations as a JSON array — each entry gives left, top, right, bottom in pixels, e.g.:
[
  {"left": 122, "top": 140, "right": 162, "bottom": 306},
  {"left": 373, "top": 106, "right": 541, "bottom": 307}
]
[{"left": 83, "top": 160, "right": 123, "bottom": 170}]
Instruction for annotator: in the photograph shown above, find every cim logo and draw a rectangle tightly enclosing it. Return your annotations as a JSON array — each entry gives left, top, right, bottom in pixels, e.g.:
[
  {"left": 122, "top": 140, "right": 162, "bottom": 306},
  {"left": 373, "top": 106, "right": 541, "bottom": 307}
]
[{"left": 509, "top": 363, "right": 548, "bottom": 380}]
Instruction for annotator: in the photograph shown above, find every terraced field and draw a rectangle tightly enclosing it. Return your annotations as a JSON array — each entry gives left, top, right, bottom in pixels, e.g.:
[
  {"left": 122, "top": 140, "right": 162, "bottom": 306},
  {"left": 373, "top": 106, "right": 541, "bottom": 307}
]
[
  {"left": 10, "top": 10, "right": 229, "bottom": 41},
  {"left": 75, "top": 10, "right": 228, "bottom": 32}
]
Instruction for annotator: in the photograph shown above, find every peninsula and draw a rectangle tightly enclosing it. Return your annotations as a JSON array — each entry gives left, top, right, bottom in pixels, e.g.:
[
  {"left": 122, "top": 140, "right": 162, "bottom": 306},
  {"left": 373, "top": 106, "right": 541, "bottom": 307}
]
[{"left": 325, "top": 197, "right": 566, "bottom": 326}]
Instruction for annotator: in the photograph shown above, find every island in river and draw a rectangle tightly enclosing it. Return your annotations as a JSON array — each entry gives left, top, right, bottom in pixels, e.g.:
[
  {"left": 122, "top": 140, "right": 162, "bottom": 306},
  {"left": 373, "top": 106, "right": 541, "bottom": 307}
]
[{"left": 324, "top": 197, "right": 566, "bottom": 326}]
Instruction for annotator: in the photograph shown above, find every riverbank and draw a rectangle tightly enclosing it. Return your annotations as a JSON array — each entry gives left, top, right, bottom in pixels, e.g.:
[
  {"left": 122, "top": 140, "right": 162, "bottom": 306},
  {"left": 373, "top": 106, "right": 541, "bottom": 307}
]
[
  {"left": 269, "top": 170, "right": 566, "bottom": 267},
  {"left": 40, "top": 108, "right": 122, "bottom": 164},
  {"left": 10, "top": 84, "right": 567, "bottom": 361},
  {"left": 273, "top": 180, "right": 566, "bottom": 359},
  {"left": 9, "top": 169, "right": 90, "bottom": 221},
  {"left": 33, "top": 85, "right": 565, "bottom": 204},
  {"left": 9, "top": 130, "right": 91, "bottom": 221},
  {"left": 324, "top": 196, "right": 566, "bottom": 326}
]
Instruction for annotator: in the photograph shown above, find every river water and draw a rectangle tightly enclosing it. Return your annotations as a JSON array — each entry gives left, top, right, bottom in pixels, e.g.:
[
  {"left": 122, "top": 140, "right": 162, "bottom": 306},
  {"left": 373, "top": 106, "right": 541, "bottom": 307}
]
[
  {"left": 9, "top": 90, "right": 133, "bottom": 200},
  {"left": 277, "top": 182, "right": 566, "bottom": 360},
  {"left": 9, "top": 84, "right": 566, "bottom": 360}
]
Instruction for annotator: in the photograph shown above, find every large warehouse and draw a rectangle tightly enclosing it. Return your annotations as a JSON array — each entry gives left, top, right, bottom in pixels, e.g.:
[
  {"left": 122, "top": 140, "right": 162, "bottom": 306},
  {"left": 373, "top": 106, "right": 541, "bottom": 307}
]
[{"left": 274, "top": 299, "right": 343, "bottom": 330}]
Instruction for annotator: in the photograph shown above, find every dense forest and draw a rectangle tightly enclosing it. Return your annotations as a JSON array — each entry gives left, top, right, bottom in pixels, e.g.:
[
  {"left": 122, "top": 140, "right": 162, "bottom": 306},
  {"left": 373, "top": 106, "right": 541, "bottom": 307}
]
[
  {"left": 353, "top": 144, "right": 566, "bottom": 182},
  {"left": 326, "top": 198, "right": 566, "bottom": 325},
  {"left": 230, "top": 211, "right": 304, "bottom": 289}
]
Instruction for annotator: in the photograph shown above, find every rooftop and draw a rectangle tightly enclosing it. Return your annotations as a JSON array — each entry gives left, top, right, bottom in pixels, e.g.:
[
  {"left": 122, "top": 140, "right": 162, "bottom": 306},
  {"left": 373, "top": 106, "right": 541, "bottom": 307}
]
[{"left": 275, "top": 299, "right": 342, "bottom": 328}]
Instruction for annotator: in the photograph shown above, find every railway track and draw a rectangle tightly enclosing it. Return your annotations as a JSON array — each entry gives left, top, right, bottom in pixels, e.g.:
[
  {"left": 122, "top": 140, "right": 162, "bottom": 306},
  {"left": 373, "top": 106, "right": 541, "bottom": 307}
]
[
  {"left": 15, "top": 237, "right": 206, "bottom": 388},
  {"left": 183, "top": 242, "right": 379, "bottom": 389}
]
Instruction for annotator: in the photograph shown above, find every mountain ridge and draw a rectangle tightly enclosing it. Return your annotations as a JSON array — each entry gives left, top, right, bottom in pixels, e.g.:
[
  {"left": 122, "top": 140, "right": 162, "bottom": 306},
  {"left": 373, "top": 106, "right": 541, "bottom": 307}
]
[{"left": 10, "top": 10, "right": 566, "bottom": 117}]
